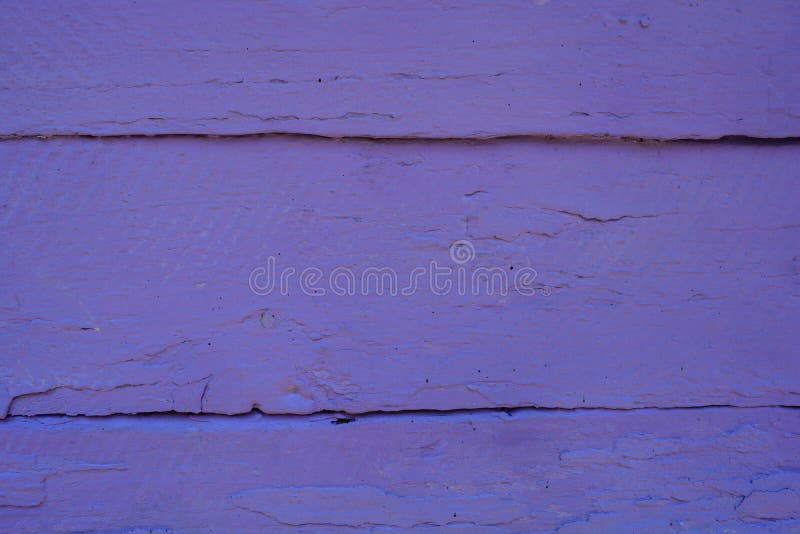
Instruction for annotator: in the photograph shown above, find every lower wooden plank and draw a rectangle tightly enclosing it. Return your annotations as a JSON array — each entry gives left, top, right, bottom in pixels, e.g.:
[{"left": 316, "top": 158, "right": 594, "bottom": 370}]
[{"left": 0, "top": 408, "right": 798, "bottom": 532}]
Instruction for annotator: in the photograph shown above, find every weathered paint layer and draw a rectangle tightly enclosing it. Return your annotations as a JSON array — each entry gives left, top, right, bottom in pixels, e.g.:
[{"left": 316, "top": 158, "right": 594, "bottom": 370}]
[
  {"left": 1, "top": 137, "right": 797, "bottom": 416},
  {"left": 1, "top": 1, "right": 799, "bottom": 138},
  {"left": 2, "top": 1, "right": 799, "bottom": 528},
  {"left": 0, "top": 407, "right": 798, "bottom": 532}
]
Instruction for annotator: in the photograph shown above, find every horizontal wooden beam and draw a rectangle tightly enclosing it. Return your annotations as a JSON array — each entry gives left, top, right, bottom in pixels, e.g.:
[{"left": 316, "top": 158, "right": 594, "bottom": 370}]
[
  {"left": 1, "top": 137, "right": 797, "bottom": 416},
  {"left": 1, "top": 1, "right": 799, "bottom": 139},
  {"left": 1, "top": 408, "right": 798, "bottom": 531}
]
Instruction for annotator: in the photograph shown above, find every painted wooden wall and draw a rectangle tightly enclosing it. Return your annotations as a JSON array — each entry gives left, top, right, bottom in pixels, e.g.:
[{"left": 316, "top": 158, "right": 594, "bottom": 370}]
[{"left": 1, "top": 1, "right": 798, "bottom": 532}]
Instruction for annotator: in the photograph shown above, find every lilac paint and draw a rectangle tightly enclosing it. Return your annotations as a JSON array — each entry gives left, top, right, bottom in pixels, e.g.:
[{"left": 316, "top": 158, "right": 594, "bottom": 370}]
[
  {"left": 1, "top": 1, "right": 799, "bottom": 531},
  {"left": 1, "top": 1, "right": 799, "bottom": 139},
  {"left": 1, "top": 408, "right": 799, "bottom": 531},
  {"left": 1, "top": 137, "right": 797, "bottom": 417}
]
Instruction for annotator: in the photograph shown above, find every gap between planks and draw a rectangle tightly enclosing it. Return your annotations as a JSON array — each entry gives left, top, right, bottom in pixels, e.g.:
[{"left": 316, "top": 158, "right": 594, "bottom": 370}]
[
  {"left": 2, "top": 133, "right": 800, "bottom": 145},
  {"left": 3, "top": 404, "right": 799, "bottom": 423}
]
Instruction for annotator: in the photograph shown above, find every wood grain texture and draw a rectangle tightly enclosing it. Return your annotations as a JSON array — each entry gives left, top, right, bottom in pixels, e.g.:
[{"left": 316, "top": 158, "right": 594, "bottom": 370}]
[
  {"left": 1, "top": 0, "right": 799, "bottom": 139},
  {"left": 0, "top": 408, "right": 798, "bottom": 532},
  {"left": 1, "top": 137, "right": 797, "bottom": 417}
]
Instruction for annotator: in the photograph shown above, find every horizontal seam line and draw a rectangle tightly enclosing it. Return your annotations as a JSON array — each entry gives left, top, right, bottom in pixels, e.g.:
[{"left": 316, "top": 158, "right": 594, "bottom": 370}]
[
  {"left": 2, "top": 133, "right": 800, "bottom": 145},
  {"left": 3, "top": 404, "right": 798, "bottom": 421}
]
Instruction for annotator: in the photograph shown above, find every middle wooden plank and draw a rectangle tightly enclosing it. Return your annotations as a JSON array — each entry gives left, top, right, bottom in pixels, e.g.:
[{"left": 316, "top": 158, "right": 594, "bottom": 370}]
[{"left": 0, "top": 137, "right": 797, "bottom": 416}]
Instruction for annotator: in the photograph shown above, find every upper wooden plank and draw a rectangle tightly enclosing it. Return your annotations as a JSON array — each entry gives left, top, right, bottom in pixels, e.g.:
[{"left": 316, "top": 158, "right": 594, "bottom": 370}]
[{"left": 1, "top": 0, "right": 799, "bottom": 139}]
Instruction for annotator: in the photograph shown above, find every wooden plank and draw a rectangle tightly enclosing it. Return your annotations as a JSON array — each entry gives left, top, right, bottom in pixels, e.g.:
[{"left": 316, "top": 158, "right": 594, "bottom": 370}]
[
  {"left": 1, "top": 137, "right": 798, "bottom": 416},
  {"left": 1, "top": 1, "right": 799, "bottom": 139},
  {"left": 0, "top": 408, "right": 798, "bottom": 531}
]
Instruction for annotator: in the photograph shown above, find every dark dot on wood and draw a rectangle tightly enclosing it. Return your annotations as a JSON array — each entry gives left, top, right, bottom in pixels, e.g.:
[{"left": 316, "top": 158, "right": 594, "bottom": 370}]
[{"left": 332, "top": 417, "right": 354, "bottom": 425}]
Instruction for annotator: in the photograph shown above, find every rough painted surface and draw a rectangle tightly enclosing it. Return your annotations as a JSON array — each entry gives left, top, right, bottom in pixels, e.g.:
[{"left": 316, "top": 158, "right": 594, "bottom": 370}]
[
  {"left": 2, "top": 1, "right": 800, "bottom": 139},
  {"left": 0, "top": 408, "right": 798, "bottom": 532},
  {"left": 1, "top": 137, "right": 798, "bottom": 417},
  {"left": 3, "top": 0, "right": 799, "bottom": 528}
]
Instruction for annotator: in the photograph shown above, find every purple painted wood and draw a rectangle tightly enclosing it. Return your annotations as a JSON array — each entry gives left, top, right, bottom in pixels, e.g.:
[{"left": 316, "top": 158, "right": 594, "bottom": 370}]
[
  {"left": 1, "top": 137, "right": 797, "bottom": 417},
  {"left": 1, "top": 0, "right": 799, "bottom": 139},
  {"left": 1, "top": 408, "right": 798, "bottom": 532},
  {"left": 2, "top": 1, "right": 799, "bottom": 529}
]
